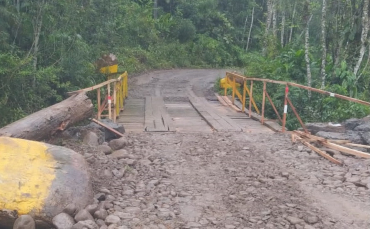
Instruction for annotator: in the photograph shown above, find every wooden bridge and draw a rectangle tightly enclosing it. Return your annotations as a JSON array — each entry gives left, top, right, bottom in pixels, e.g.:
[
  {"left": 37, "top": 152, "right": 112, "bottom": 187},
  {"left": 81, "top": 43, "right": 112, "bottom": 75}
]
[{"left": 68, "top": 71, "right": 370, "bottom": 135}]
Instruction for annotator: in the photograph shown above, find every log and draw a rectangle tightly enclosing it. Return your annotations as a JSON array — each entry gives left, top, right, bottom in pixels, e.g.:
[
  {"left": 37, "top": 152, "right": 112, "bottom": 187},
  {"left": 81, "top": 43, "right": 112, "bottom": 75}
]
[{"left": 0, "top": 93, "right": 93, "bottom": 141}]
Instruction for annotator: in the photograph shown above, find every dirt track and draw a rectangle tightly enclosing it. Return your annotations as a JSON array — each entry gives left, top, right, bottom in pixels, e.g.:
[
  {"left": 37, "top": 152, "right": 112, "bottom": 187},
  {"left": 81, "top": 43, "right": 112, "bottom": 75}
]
[{"left": 71, "top": 69, "right": 370, "bottom": 229}]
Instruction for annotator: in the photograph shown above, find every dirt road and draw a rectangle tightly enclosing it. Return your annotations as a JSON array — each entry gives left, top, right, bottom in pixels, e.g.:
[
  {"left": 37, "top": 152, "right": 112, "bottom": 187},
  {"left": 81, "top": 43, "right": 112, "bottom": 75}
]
[{"left": 73, "top": 69, "right": 370, "bottom": 229}]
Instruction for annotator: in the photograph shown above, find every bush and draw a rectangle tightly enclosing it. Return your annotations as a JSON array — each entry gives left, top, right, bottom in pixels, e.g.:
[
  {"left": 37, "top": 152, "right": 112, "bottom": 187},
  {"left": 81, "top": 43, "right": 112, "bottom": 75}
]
[{"left": 173, "top": 19, "right": 196, "bottom": 43}]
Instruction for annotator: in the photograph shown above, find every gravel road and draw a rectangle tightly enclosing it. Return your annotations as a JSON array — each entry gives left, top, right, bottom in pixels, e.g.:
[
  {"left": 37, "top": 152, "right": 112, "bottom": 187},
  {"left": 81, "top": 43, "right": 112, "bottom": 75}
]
[{"left": 62, "top": 69, "right": 370, "bottom": 229}]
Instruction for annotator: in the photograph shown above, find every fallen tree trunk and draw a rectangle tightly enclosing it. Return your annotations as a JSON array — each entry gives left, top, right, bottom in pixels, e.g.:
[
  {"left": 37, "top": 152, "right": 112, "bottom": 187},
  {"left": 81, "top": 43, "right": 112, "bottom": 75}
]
[{"left": 0, "top": 93, "right": 93, "bottom": 141}]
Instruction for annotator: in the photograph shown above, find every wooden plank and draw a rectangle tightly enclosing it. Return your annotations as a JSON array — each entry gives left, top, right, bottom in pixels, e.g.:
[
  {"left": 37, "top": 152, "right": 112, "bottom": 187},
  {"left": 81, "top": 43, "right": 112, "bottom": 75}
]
[
  {"left": 265, "top": 90, "right": 282, "bottom": 123},
  {"left": 117, "top": 98, "right": 145, "bottom": 132},
  {"left": 261, "top": 82, "right": 266, "bottom": 124},
  {"left": 286, "top": 97, "right": 308, "bottom": 133},
  {"left": 321, "top": 142, "right": 370, "bottom": 158},
  {"left": 145, "top": 97, "right": 155, "bottom": 130},
  {"left": 344, "top": 143, "right": 370, "bottom": 149},
  {"left": 294, "top": 135, "right": 342, "bottom": 165},
  {"left": 150, "top": 97, "right": 167, "bottom": 131},
  {"left": 145, "top": 97, "right": 175, "bottom": 132},
  {"left": 198, "top": 97, "right": 241, "bottom": 131},
  {"left": 67, "top": 75, "right": 124, "bottom": 95},
  {"left": 91, "top": 118, "right": 124, "bottom": 137},
  {"left": 189, "top": 95, "right": 241, "bottom": 131},
  {"left": 221, "top": 96, "right": 242, "bottom": 112},
  {"left": 153, "top": 97, "right": 176, "bottom": 132},
  {"left": 294, "top": 131, "right": 370, "bottom": 159},
  {"left": 216, "top": 94, "right": 229, "bottom": 106}
]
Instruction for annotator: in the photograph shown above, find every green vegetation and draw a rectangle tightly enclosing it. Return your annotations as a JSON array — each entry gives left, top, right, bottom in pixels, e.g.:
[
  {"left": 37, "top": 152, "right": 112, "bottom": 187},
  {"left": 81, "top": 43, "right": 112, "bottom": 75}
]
[{"left": 1, "top": 0, "right": 370, "bottom": 128}]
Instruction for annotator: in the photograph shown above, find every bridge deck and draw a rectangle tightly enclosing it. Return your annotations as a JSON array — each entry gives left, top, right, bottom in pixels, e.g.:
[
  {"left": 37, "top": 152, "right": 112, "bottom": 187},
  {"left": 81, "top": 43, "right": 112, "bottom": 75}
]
[{"left": 118, "top": 96, "right": 274, "bottom": 133}]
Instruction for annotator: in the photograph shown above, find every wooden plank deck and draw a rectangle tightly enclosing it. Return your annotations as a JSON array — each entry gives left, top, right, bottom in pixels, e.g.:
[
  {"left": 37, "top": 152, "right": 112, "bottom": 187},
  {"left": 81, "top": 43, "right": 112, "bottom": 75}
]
[
  {"left": 165, "top": 103, "right": 213, "bottom": 133},
  {"left": 207, "top": 100, "right": 273, "bottom": 134},
  {"left": 145, "top": 97, "right": 175, "bottom": 132},
  {"left": 117, "top": 95, "right": 276, "bottom": 134},
  {"left": 187, "top": 92, "right": 242, "bottom": 132},
  {"left": 117, "top": 99, "right": 145, "bottom": 132}
]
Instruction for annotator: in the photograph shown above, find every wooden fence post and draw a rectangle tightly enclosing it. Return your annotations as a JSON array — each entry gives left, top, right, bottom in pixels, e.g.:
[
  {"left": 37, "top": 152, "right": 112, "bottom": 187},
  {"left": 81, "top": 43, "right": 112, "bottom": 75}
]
[
  {"left": 265, "top": 91, "right": 282, "bottom": 123},
  {"left": 249, "top": 81, "right": 254, "bottom": 118},
  {"left": 108, "top": 83, "right": 112, "bottom": 120},
  {"left": 261, "top": 82, "right": 266, "bottom": 124},
  {"left": 286, "top": 97, "right": 308, "bottom": 133},
  {"left": 282, "top": 85, "right": 289, "bottom": 132}
]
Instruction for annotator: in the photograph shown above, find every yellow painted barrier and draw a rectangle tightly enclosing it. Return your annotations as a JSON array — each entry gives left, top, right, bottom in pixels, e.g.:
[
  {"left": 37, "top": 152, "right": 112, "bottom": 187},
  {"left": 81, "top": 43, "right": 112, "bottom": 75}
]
[
  {"left": 220, "top": 77, "right": 240, "bottom": 89},
  {"left": 115, "top": 71, "right": 128, "bottom": 117},
  {"left": 0, "top": 137, "right": 56, "bottom": 215},
  {"left": 99, "top": 64, "right": 118, "bottom": 74}
]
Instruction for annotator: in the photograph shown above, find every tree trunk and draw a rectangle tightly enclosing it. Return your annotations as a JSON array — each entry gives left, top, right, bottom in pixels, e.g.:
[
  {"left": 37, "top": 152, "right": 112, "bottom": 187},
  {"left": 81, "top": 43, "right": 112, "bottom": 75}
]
[
  {"left": 263, "top": 0, "right": 273, "bottom": 54},
  {"left": 320, "top": 0, "right": 327, "bottom": 89},
  {"left": 32, "top": 0, "right": 45, "bottom": 87},
  {"left": 354, "top": 0, "right": 370, "bottom": 79},
  {"left": 0, "top": 93, "right": 93, "bottom": 141},
  {"left": 246, "top": 7, "right": 255, "bottom": 52},
  {"left": 305, "top": 15, "right": 313, "bottom": 97},
  {"left": 153, "top": 0, "right": 158, "bottom": 19},
  {"left": 272, "top": 0, "right": 277, "bottom": 38},
  {"left": 281, "top": 10, "right": 286, "bottom": 47},
  {"left": 241, "top": 15, "right": 248, "bottom": 42},
  {"left": 289, "top": 1, "right": 296, "bottom": 43}
]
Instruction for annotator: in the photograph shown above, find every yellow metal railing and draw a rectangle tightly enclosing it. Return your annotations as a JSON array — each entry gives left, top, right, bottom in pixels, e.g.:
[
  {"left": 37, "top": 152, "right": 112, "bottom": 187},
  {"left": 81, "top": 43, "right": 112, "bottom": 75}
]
[
  {"left": 114, "top": 71, "right": 128, "bottom": 119},
  {"left": 222, "top": 72, "right": 370, "bottom": 132},
  {"left": 68, "top": 71, "right": 128, "bottom": 123}
]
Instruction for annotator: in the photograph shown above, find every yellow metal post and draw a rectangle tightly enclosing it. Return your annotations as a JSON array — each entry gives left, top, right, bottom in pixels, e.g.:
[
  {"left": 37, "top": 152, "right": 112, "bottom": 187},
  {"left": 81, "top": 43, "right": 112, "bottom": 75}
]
[
  {"left": 97, "top": 89, "right": 101, "bottom": 120},
  {"left": 232, "top": 77, "right": 236, "bottom": 104},
  {"left": 242, "top": 80, "right": 246, "bottom": 112},
  {"left": 113, "top": 82, "right": 117, "bottom": 123},
  {"left": 249, "top": 81, "right": 254, "bottom": 118}
]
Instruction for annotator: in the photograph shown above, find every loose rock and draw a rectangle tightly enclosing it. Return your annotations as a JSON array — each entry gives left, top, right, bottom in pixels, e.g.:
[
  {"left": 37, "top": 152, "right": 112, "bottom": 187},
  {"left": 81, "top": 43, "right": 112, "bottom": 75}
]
[
  {"left": 71, "top": 220, "right": 98, "bottom": 229},
  {"left": 109, "top": 138, "right": 128, "bottom": 151},
  {"left": 83, "top": 131, "right": 99, "bottom": 146},
  {"left": 13, "top": 215, "right": 35, "bottom": 229},
  {"left": 74, "top": 210, "right": 94, "bottom": 222},
  {"left": 52, "top": 213, "right": 75, "bottom": 229},
  {"left": 105, "top": 215, "right": 120, "bottom": 225}
]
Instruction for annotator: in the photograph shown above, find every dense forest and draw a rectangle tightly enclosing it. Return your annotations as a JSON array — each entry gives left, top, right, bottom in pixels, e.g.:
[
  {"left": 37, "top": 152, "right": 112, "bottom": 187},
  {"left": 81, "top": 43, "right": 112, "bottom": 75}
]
[{"left": 1, "top": 0, "right": 370, "bottom": 128}]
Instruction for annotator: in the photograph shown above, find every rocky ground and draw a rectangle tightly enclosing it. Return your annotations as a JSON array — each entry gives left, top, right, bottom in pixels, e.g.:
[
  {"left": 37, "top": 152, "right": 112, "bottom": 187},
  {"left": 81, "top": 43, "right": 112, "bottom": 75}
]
[{"left": 47, "top": 129, "right": 369, "bottom": 229}]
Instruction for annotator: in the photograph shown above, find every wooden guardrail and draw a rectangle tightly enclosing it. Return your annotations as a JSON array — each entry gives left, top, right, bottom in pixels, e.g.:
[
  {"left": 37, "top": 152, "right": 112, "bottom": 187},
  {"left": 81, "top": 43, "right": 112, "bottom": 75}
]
[
  {"left": 225, "top": 72, "right": 370, "bottom": 132},
  {"left": 68, "top": 71, "right": 128, "bottom": 122}
]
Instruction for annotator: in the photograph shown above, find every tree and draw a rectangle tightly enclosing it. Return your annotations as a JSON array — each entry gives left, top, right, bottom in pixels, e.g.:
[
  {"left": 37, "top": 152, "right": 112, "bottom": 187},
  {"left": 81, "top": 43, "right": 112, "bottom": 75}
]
[
  {"left": 320, "top": 0, "right": 327, "bottom": 89},
  {"left": 304, "top": 1, "right": 313, "bottom": 96},
  {"left": 354, "top": 0, "right": 369, "bottom": 80}
]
